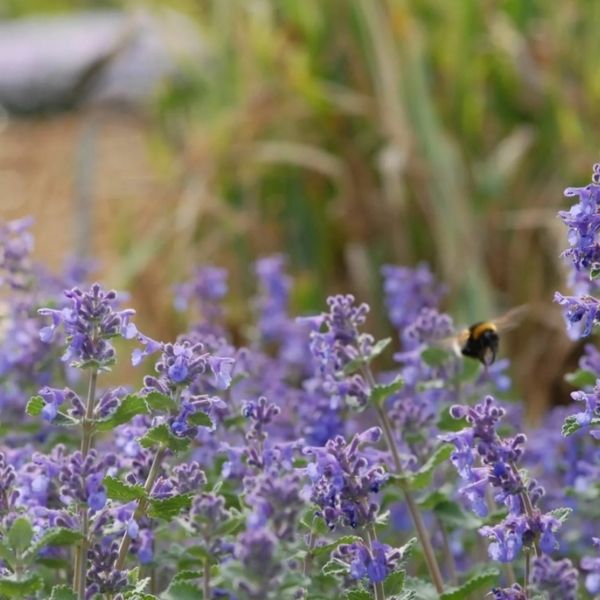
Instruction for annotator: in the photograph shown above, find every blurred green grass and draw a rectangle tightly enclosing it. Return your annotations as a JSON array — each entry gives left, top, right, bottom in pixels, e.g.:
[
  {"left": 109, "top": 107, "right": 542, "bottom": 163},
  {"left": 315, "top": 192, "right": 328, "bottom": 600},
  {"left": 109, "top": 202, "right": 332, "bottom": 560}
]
[{"left": 5, "top": 0, "right": 599, "bottom": 418}]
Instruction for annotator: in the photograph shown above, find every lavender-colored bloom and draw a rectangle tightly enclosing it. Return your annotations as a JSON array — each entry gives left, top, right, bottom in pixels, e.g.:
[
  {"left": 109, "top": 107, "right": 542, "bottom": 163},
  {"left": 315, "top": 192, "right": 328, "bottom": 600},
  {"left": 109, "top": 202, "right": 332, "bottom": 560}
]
[
  {"left": 0, "top": 217, "right": 35, "bottom": 291},
  {"left": 580, "top": 343, "right": 600, "bottom": 378},
  {"left": 307, "top": 295, "right": 373, "bottom": 409},
  {"left": 38, "top": 283, "right": 137, "bottom": 369},
  {"left": 333, "top": 540, "right": 403, "bottom": 583},
  {"left": 174, "top": 266, "right": 228, "bottom": 337},
  {"left": 531, "top": 555, "right": 579, "bottom": 600},
  {"left": 58, "top": 449, "right": 116, "bottom": 512},
  {"left": 554, "top": 292, "right": 600, "bottom": 338},
  {"left": 570, "top": 384, "right": 600, "bottom": 426},
  {"left": 401, "top": 307, "right": 454, "bottom": 350},
  {"left": 490, "top": 584, "right": 527, "bottom": 600},
  {"left": 86, "top": 540, "right": 128, "bottom": 597},
  {"left": 208, "top": 355, "right": 235, "bottom": 390},
  {"left": 479, "top": 516, "right": 524, "bottom": 562},
  {"left": 558, "top": 164, "right": 600, "bottom": 280},
  {"left": 235, "top": 527, "right": 281, "bottom": 595},
  {"left": 581, "top": 538, "right": 600, "bottom": 595},
  {"left": 131, "top": 332, "right": 162, "bottom": 367},
  {"left": 242, "top": 397, "right": 281, "bottom": 444},
  {"left": 244, "top": 464, "right": 305, "bottom": 541},
  {"left": 304, "top": 427, "right": 386, "bottom": 530},
  {"left": 254, "top": 255, "right": 291, "bottom": 341},
  {"left": 37, "top": 386, "right": 84, "bottom": 423},
  {"left": 381, "top": 263, "right": 445, "bottom": 337}
]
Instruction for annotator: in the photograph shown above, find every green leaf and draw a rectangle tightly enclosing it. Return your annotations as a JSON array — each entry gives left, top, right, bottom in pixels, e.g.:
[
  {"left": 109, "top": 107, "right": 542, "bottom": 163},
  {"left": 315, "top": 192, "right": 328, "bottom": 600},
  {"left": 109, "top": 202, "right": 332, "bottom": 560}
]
[
  {"left": 439, "top": 567, "right": 499, "bottom": 600},
  {"left": 139, "top": 424, "right": 191, "bottom": 453},
  {"left": 346, "top": 589, "right": 371, "bottom": 600},
  {"left": 368, "top": 337, "right": 392, "bottom": 361},
  {"left": 548, "top": 507, "right": 573, "bottom": 524},
  {"left": 437, "top": 407, "right": 467, "bottom": 432},
  {"left": 403, "top": 576, "right": 438, "bottom": 600},
  {"left": 50, "top": 585, "right": 77, "bottom": 600},
  {"left": 8, "top": 518, "right": 33, "bottom": 553},
  {"left": 160, "top": 580, "right": 201, "bottom": 600},
  {"left": 565, "top": 369, "right": 597, "bottom": 389},
  {"left": 96, "top": 394, "right": 148, "bottom": 431},
  {"left": 148, "top": 494, "right": 193, "bottom": 520},
  {"left": 431, "top": 499, "right": 483, "bottom": 530},
  {"left": 172, "top": 570, "right": 202, "bottom": 582},
  {"left": 421, "top": 346, "right": 452, "bottom": 367},
  {"left": 0, "top": 542, "right": 14, "bottom": 569},
  {"left": 410, "top": 444, "right": 453, "bottom": 489},
  {"left": 24, "top": 527, "right": 84, "bottom": 560},
  {"left": 53, "top": 411, "right": 79, "bottom": 426},
  {"left": 312, "top": 535, "right": 363, "bottom": 558},
  {"left": 321, "top": 558, "right": 348, "bottom": 576},
  {"left": 370, "top": 376, "right": 404, "bottom": 407},
  {"left": 26, "top": 396, "right": 44, "bottom": 417},
  {"left": 591, "top": 264, "right": 600, "bottom": 280},
  {"left": 0, "top": 573, "right": 43, "bottom": 596},
  {"left": 561, "top": 415, "right": 600, "bottom": 437},
  {"left": 188, "top": 412, "right": 213, "bottom": 428},
  {"left": 145, "top": 391, "right": 177, "bottom": 413},
  {"left": 103, "top": 476, "right": 147, "bottom": 503},
  {"left": 383, "top": 570, "right": 405, "bottom": 595},
  {"left": 454, "top": 358, "right": 480, "bottom": 383}
]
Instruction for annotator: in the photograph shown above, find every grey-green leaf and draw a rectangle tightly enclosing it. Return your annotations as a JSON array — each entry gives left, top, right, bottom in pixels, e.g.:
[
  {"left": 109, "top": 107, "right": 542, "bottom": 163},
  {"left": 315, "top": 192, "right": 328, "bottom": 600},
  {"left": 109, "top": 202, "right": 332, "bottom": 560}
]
[
  {"left": 0, "top": 573, "right": 43, "bottom": 597},
  {"left": 96, "top": 394, "right": 149, "bottom": 431},
  {"left": 439, "top": 567, "right": 499, "bottom": 600},
  {"left": 25, "top": 396, "right": 44, "bottom": 417},
  {"left": 49, "top": 585, "right": 77, "bottom": 600},
  {"left": 370, "top": 377, "right": 404, "bottom": 407},
  {"left": 148, "top": 494, "right": 193, "bottom": 520},
  {"left": 8, "top": 518, "right": 33, "bottom": 553},
  {"left": 410, "top": 444, "right": 453, "bottom": 489},
  {"left": 139, "top": 424, "right": 191, "bottom": 453},
  {"left": 104, "top": 476, "right": 147, "bottom": 503}
]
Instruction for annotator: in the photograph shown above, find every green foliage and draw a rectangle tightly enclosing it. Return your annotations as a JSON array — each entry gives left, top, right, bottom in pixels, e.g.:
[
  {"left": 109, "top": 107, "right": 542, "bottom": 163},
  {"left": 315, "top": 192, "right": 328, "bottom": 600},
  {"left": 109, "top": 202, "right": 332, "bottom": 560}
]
[
  {"left": 25, "top": 396, "right": 43, "bottom": 417},
  {"left": 408, "top": 444, "right": 453, "bottom": 490},
  {"left": 421, "top": 347, "right": 453, "bottom": 368},
  {"left": 139, "top": 424, "right": 191, "bottom": 453},
  {"left": 96, "top": 394, "right": 149, "bottom": 431},
  {"left": 24, "top": 528, "right": 84, "bottom": 561},
  {"left": 104, "top": 476, "right": 147, "bottom": 502},
  {"left": 148, "top": 494, "right": 193, "bottom": 520},
  {"left": 145, "top": 391, "right": 178, "bottom": 413},
  {"left": 8, "top": 518, "right": 33, "bottom": 554},
  {"left": 346, "top": 589, "right": 372, "bottom": 600},
  {"left": 548, "top": 507, "right": 573, "bottom": 524},
  {"left": 439, "top": 567, "right": 499, "bottom": 600},
  {"left": 188, "top": 411, "right": 213, "bottom": 428},
  {"left": 370, "top": 376, "right": 404, "bottom": 407},
  {"left": 49, "top": 586, "right": 77, "bottom": 600},
  {"left": 311, "top": 535, "right": 363, "bottom": 558},
  {"left": 564, "top": 369, "right": 597, "bottom": 389},
  {"left": 0, "top": 573, "right": 43, "bottom": 597},
  {"left": 562, "top": 415, "right": 600, "bottom": 437}
]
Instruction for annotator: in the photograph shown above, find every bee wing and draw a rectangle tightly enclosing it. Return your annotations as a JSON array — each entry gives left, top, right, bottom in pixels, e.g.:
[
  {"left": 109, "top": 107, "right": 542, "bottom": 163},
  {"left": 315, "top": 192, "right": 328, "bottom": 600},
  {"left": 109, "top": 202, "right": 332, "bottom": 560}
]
[
  {"left": 492, "top": 305, "right": 528, "bottom": 333},
  {"left": 433, "top": 328, "right": 469, "bottom": 354}
]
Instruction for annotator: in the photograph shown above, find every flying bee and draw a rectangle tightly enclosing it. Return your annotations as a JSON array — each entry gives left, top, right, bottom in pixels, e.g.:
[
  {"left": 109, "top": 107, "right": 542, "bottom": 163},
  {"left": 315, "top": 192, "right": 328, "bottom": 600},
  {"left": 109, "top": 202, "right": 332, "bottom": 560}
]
[{"left": 441, "top": 306, "right": 527, "bottom": 367}]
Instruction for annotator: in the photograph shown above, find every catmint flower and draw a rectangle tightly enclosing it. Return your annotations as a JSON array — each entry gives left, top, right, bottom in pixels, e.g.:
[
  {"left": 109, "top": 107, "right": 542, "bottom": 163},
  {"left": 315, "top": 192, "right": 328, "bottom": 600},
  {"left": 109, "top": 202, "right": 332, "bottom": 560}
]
[
  {"left": 86, "top": 540, "right": 129, "bottom": 597},
  {"left": 255, "top": 255, "right": 291, "bottom": 341},
  {"left": 235, "top": 527, "right": 281, "bottom": 594},
  {"left": 304, "top": 427, "right": 386, "bottom": 530},
  {"left": 490, "top": 584, "right": 527, "bottom": 600},
  {"left": 244, "top": 464, "right": 305, "bottom": 540},
  {"left": 581, "top": 538, "right": 600, "bottom": 595},
  {"left": 381, "top": 263, "right": 445, "bottom": 336},
  {"left": 58, "top": 449, "right": 116, "bottom": 512},
  {"left": 242, "top": 397, "right": 281, "bottom": 444},
  {"left": 38, "top": 283, "right": 137, "bottom": 369},
  {"left": 131, "top": 332, "right": 162, "bottom": 367},
  {"left": 173, "top": 266, "right": 228, "bottom": 337},
  {"left": 0, "top": 217, "right": 34, "bottom": 290},
  {"left": 558, "top": 164, "right": 600, "bottom": 281},
  {"left": 38, "top": 386, "right": 84, "bottom": 422},
  {"left": 333, "top": 540, "right": 403, "bottom": 584},
  {"left": 306, "top": 295, "right": 373, "bottom": 409},
  {"left": 208, "top": 355, "right": 235, "bottom": 390},
  {"left": 531, "top": 555, "right": 579, "bottom": 600},
  {"left": 570, "top": 384, "right": 600, "bottom": 426},
  {"left": 554, "top": 292, "right": 600, "bottom": 338}
]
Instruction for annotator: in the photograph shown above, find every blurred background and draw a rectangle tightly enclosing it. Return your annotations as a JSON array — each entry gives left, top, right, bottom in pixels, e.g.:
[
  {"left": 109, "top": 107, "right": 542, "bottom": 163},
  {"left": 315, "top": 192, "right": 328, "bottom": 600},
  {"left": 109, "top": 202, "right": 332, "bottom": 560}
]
[{"left": 1, "top": 0, "right": 598, "bottom": 420}]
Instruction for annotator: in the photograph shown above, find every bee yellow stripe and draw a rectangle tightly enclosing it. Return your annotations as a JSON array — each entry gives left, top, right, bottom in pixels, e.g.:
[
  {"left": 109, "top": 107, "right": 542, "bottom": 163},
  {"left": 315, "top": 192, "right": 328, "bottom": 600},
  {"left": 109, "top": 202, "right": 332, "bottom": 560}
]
[{"left": 472, "top": 321, "right": 496, "bottom": 338}]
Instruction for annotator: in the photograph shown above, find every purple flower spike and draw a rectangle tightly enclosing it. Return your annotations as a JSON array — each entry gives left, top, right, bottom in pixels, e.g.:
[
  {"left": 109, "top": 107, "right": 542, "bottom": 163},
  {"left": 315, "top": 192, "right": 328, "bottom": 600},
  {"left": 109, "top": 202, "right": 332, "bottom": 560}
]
[
  {"left": 333, "top": 540, "right": 403, "bottom": 584},
  {"left": 38, "top": 283, "right": 137, "bottom": 369}
]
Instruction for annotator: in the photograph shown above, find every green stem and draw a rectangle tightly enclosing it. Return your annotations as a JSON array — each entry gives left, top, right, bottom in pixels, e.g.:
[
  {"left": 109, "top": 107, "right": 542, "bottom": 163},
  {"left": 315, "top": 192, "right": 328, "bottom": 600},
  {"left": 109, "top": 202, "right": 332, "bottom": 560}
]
[
  {"left": 74, "top": 368, "right": 98, "bottom": 599},
  {"left": 524, "top": 549, "right": 530, "bottom": 598},
  {"left": 364, "top": 365, "right": 445, "bottom": 593},
  {"left": 510, "top": 462, "right": 540, "bottom": 557},
  {"left": 302, "top": 518, "right": 318, "bottom": 577},
  {"left": 365, "top": 525, "right": 386, "bottom": 600},
  {"left": 437, "top": 516, "right": 457, "bottom": 585},
  {"left": 203, "top": 557, "right": 210, "bottom": 599},
  {"left": 115, "top": 447, "right": 166, "bottom": 570}
]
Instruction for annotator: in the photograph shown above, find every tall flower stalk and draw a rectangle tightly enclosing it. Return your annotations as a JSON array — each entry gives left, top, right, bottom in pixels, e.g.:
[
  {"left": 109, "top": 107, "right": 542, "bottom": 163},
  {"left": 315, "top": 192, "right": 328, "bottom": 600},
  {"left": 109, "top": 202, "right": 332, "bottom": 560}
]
[
  {"left": 306, "top": 295, "right": 445, "bottom": 593},
  {"left": 38, "top": 284, "right": 137, "bottom": 598}
]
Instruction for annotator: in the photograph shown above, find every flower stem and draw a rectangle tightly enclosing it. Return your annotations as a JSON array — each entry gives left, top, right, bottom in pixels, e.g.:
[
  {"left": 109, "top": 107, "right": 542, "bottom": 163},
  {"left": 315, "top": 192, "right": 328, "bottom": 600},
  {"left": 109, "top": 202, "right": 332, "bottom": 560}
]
[
  {"left": 437, "top": 516, "right": 457, "bottom": 585},
  {"left": 302, "top": 518, "right": 318, "bottom": 577},
  {"left": 364, "top": 366, "right": 445, "bottom": 593},
  {"left": 510, "top": 462, "right": 540, "bottom": 557},
  {"left": 524, "top": 549, "right": 530, "bottom": 599},
  {"left": 365, "top": 525, "right": 386, "bottom": 600},
  {"left": 73, "top": 368, "right": 98, "bottom": 599},
  {"left": 203, "top": 557, "right": 210, "bottom": 600},
  {"left": 115, "top": 446, "right": 166, "bottom": 571}
]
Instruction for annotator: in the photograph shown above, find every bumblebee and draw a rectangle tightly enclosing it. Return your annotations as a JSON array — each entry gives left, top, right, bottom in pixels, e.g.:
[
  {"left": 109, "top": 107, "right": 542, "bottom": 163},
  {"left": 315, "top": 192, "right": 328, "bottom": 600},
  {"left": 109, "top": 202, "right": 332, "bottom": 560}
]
[{"left": 445, "top": 306, "right": 526, "bottom": 367}]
